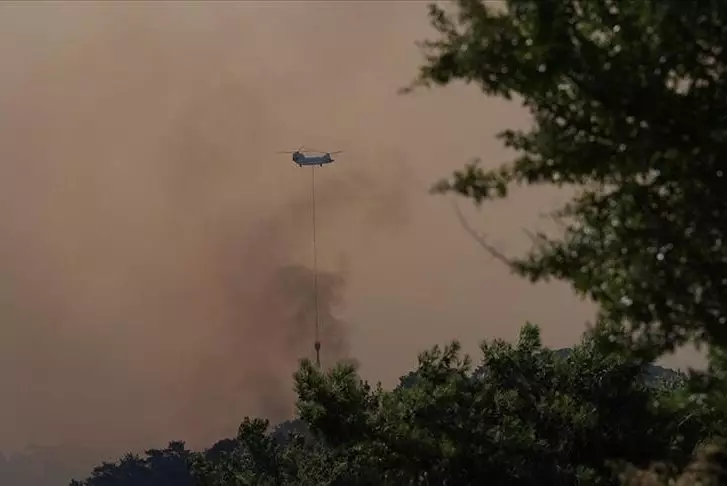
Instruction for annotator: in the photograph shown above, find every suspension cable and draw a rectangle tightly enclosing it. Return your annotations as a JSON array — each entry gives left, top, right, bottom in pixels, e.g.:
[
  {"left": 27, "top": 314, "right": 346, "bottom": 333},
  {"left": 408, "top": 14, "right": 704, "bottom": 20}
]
[{"left": 311, "top": 167, "right": 321, "bottom": 368}]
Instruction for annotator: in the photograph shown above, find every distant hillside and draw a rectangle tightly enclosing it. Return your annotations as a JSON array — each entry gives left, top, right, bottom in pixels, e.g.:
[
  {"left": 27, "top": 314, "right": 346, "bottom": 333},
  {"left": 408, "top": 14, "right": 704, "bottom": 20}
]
[
  {"left": 398, "top": 347, "right": 685, "bottom": 391},
  {"left": 551, "top": 348, "right": 685, "bottom": 386}
]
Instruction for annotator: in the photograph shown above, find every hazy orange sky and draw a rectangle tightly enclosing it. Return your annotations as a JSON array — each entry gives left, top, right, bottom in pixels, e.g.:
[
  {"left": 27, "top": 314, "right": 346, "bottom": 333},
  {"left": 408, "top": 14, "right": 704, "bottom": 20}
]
[{"left": 0, "top": 1, "right": 698, "bottom": 459}]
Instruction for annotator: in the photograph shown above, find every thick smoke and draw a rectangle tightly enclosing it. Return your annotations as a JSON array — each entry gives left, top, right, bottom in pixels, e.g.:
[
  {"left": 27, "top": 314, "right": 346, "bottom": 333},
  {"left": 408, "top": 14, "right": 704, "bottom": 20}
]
[{"left": 0, "top": 1, "right": 415, "bottom": 461}]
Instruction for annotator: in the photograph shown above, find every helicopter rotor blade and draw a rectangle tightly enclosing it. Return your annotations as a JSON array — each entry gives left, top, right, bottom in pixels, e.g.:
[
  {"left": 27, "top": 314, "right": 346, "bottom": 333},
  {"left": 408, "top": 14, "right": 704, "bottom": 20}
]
[
  {"left": 305, "top": 148, "right": 343, "bottom": 155},
  {"left": 276, "top": 146, "right": 306, "bottom": 154}
]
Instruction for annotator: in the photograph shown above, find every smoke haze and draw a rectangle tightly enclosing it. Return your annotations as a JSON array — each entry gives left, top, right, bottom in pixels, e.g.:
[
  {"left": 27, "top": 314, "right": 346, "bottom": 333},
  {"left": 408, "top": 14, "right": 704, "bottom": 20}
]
[
  {"left": 0, "top": 1, "right": 422, "bottom": 455},
  {"left": 0, "top": 1, "right": 699, "bottom": 479}
]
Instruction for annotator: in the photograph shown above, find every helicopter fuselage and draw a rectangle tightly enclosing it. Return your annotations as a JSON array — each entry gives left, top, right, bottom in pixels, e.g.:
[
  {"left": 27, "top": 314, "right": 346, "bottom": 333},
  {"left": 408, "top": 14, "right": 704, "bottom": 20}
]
[{"left": 293, "top": 154, "right": 334, "bottom": 167}]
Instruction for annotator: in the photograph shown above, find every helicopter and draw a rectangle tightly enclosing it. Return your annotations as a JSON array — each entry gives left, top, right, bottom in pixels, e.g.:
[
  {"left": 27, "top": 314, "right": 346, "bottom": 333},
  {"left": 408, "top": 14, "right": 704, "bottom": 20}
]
[{"left": 277, "top": 147, "right": 343, "bottom": 167}]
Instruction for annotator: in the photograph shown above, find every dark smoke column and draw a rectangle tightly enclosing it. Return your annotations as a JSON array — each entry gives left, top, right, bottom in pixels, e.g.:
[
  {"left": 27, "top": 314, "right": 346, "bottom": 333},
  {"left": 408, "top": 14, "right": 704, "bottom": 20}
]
[
  {"left": 234, "top": 264, "right": 352, "bottom": 421},
  {"left": 180, "top": 263, "right": 352, "bottom": 444},
  {"left": 270, "top": 264, "right": 350, "bottom": 368}
]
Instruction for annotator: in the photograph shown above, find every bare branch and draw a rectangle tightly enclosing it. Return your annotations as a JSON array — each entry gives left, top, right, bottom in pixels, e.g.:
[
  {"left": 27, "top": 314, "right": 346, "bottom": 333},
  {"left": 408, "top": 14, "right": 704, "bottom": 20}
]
[
  {"left": 451, "top": 200, "right": 514, "bottom": 268},
  {"left": 523, "top": 228, "right": 542, "bottom": 246}
]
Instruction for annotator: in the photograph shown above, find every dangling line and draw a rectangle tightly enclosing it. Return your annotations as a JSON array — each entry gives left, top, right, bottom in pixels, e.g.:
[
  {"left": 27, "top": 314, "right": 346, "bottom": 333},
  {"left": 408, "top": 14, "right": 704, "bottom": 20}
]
[{"left": 311, "top": 167, "right": 321, "bottom": 368}]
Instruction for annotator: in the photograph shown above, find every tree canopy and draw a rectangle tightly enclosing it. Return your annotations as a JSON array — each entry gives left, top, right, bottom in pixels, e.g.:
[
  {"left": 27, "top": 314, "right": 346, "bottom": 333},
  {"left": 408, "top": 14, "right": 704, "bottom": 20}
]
[
  {"left": 406, "top": 0, "right": 727, "bottom": 361},
  {"left": 72, "top": 326, "right": 720, "bottom": 486}
]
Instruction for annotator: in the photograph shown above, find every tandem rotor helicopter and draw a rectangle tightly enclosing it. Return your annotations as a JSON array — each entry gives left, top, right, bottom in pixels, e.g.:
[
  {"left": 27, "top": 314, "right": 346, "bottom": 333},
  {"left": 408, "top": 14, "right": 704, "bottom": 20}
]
[{"left": 277, "top": 146, "right": 343, "bottom": 167}]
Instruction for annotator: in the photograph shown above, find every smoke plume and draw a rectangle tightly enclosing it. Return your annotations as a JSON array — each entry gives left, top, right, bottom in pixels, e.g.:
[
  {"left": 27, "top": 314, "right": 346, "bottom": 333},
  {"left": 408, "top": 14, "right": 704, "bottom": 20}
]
[{"left": 0, "top": 2, "right": 415, "bottom": 459}]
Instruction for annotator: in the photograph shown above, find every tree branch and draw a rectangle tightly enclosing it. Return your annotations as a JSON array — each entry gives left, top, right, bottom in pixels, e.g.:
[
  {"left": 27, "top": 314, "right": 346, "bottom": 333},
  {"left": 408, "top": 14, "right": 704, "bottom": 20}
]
[{"left": 451, "top": 200, "right": 514, "bottom": 268}]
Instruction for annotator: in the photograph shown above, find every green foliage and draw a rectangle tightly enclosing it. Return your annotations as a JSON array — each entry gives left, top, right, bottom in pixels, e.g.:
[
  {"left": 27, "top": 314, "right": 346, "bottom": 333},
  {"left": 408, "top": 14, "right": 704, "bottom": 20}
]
[
  {"left": 71, "top": 324, "right": 722, "bottom": 486},
  {"left": 406, "top": 0, "right": 727, "bottom": 359},
  {"left": 69, "top": 441, "right": 194, "bottom": 486},
  {"left": 620, "top": 439, "right": 727, "bottom": 486},
  {"left": 186, "top": 325, "right": 715, "bottom": 486}
]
